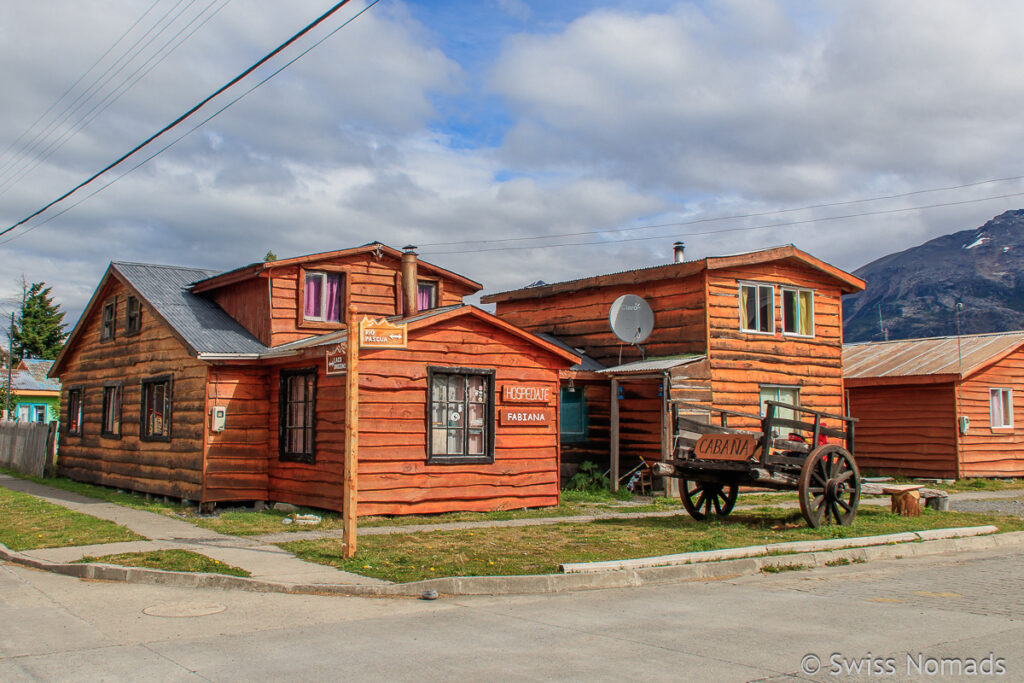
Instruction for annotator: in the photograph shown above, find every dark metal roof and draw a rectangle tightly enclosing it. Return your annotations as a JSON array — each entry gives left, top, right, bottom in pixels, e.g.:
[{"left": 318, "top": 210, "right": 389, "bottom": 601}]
[
  {"left": 536, "top": 333, "right": 606, "bottom": 372},
  {"left": 844, "top": 331, "right": 1024, "bottom": 380},
  {"left": 113, "top": 262, "right": 269, "bottom": 356}
]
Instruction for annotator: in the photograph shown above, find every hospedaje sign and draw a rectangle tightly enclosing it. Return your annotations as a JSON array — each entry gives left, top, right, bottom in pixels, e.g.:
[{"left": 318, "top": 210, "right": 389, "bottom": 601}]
[{"left": 499, "top": 383, "right": 553, "bottom": 426}]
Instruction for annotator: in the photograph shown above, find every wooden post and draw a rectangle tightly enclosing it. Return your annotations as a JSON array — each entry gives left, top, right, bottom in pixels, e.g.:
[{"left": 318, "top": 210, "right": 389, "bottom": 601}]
[
  {"left": 343, "top": 306, "right": 359, "bottom": 558},
  {"left": 610, "top": 377, "right": 620, "bottom": 492}
]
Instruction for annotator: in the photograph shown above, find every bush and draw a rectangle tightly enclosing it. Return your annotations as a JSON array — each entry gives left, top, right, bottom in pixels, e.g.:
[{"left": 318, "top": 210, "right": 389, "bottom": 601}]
[{"left": 564, "top": 461, "right": 610, "bottom": 493}]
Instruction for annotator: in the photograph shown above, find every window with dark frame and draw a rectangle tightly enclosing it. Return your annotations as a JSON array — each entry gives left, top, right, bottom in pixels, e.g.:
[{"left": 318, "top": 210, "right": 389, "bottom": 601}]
[
  {"left": 279, "top": 368, "right": 316, "bottom": 463},
  {"left": 739, "top": 283, "right": 774, "bottom": 333},
  {"left": 126, "top": 296, "right": 142, "bottom": 335},
  {"left": 302, "top": 271, "right": 344, "bottom": 323},
  {"left": 101, "top": 384, "right": 122, "bottom": 438},
  {"left": 67, "top": 388, "right": 83, "bottom": 435},
  {"left": 428, "top": 367, "right": 494, "bottom": 464},
  {"left": 101, "top": 299, "right": 116, "bottom": 340},
  {"left": 140, "top": 375, "right": 172, "bottom": 441}
]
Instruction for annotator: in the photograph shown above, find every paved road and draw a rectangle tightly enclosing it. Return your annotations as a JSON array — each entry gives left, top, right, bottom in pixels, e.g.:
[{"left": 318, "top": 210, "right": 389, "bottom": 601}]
[{"left": 3, "top": 544, "right": 1022, "bottom": 682}]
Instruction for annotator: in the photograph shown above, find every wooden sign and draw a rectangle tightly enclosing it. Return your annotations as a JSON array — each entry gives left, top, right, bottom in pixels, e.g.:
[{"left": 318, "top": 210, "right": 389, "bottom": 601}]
[
  {"left": 360, "top": 316, "right": 407, "bottom": 348},
  {"left": 500, "top": 407, "right": 553, "bottom": 426},
  {"left": 502, "top": 384, "right": 551, "bottom": 403},
  {"left": 694, "top": 433, "right": 757, "bottom": 461},
  {"left": 325, "top": 344, "right": 346, "bottom": 375}
]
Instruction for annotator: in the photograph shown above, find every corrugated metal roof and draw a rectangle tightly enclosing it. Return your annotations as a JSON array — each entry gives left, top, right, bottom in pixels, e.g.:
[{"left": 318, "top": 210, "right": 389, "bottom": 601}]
[
  {"left": 843, "top": 331, "right": 1024, "bottom": 380},
  {"left": 113, "top": 262, "right": 269, "bottom": 356},
  {"left": 18, "top": 359, "right": 55, "bottom": 384},
  {"left": 599, "top": 354, "right": 705, "bottom": 375},
  {"left": 9, "top": 367, "right": 60, "bottom": 393}
]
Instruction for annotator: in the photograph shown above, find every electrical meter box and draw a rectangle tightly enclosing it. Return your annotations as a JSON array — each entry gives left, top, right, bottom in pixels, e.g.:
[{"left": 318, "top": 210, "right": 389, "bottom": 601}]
[
  {"left": 958, "top": 415, "right": 970, "bottom": 435},
  {"left": 210, "top": 406, "right": 227, "bottom": 433}
]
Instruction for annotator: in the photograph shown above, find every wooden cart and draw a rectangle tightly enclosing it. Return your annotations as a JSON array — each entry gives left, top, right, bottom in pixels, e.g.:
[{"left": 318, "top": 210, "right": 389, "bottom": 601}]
[{"left": 654, "top": 401, "right": 860, "bottom": 528}]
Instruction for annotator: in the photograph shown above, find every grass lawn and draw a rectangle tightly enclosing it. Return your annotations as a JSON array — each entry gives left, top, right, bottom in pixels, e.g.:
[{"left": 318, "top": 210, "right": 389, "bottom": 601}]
[
  {"left": 0, "top": 467, "right": 184, "bottom": 515},
  {"left": 0, "top": 486, "right": 144, "bottom": 551},
  {"left": 280, "top": 505, "right": 1024, "bottom": 583},
  {"left": 76, "top": 549, "right": 251, "bottom": 577}
]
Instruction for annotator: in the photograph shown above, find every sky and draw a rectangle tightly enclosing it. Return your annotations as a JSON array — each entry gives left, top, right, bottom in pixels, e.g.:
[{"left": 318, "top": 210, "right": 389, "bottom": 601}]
[{"left": 3, "top": 0, "right": 1024, "bottom": 329}]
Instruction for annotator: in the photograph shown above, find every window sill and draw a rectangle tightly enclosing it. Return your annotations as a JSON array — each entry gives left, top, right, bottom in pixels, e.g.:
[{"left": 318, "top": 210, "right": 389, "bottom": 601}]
[
  {"left": 739, "top": 329, "right": 776, "bottom": 336},
  {"left": 140, "top": 434, "right": 172, "bottom": 443},
  {"left": 428, "top": 455, "right": 495, "bottom": 465},
  {"left": 100, "top": 433, "right": 122, "bottom": 440},
  {"left": 279, "top": 453, "right": 316, "bottom": 464},
  {"left": 298, "top": 320, "right": 346, "bottom": 331},
  {"left": 781, "top": 332, "right": 815, "bottom": 339}
]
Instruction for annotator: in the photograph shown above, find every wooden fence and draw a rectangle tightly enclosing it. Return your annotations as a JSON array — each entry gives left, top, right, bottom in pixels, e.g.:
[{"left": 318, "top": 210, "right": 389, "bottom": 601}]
[{"left": 0, "top": 420, "right": 57, "bottom": 477}]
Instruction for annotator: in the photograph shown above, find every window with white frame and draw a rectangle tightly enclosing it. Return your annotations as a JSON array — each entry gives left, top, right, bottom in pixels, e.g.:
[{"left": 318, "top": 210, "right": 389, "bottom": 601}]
[
  {"left": 990, "top": 388, "right": 1013, "bottom": 429},
  {"left": 302, "top": 271, "right": 344, "bottom": 324},
  {"left": 760, "top": 385, "right": 800, "bottom": 423},
  {"left": 739, "top": 283, "right": 774, "bottom": 333},
  {"left": 781, "top": 287, "right": 814, "bottom": 336}
]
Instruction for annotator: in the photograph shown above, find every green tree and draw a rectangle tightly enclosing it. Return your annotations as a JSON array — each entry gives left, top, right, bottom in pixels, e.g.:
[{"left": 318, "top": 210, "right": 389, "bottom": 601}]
[
  {"left": 0, "top": 378, "right": 17, "bottom": 420},
  {"left": 264, "top": 250, "right": 278, "bottom": 262},
  {"left": 12, "top": 282, "right": 67, "bottom": 361}
]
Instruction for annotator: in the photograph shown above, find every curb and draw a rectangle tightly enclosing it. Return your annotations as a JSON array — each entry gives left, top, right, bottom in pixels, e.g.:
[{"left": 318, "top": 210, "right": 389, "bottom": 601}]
[{"left": 4, "top": 528, "right": 1024, "bottom": 598}]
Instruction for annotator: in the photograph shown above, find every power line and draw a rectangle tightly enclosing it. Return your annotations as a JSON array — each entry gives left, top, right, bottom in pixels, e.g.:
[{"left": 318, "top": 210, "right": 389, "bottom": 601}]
[
  {"left": 418, "top": 174, "right": 1024, "bottom": 249},
  {"left": 0, "top": 0, "right": 382, "bottom": 246},
  {"left": 2, "top": 0, "right": 366, "bottom": 239},
  {"left": 0, "top": 0, "right": 230, "bottom": 199},
  {"left": 422, "top": 189, "right": 1024, "bottom": 256},
  {"left": 0, "top": 0, "right": 164, "bottom": 171}
]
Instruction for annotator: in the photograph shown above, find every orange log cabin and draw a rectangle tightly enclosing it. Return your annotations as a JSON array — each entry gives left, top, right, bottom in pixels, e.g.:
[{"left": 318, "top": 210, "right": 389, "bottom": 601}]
[
  {"left": 50, "top": 244, "right": 579, "bottom": 515},
  {"left": 481, "top": 244, "right": 865, "bottom": 490}
]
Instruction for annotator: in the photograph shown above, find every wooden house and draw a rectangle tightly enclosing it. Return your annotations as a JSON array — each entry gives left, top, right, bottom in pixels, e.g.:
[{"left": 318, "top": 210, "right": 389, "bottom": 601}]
[
  {"left": 481, "top": 244, "right": 865, "bottom": 488},
  {"left": 844, "top": 331, "right": 1024, "bottom": 479},
  {"left": 6, "top": 359, "right": 60, "bottom": 423},
  {"left": 49, "top": 244, "right": 579, "bottom": 515}
]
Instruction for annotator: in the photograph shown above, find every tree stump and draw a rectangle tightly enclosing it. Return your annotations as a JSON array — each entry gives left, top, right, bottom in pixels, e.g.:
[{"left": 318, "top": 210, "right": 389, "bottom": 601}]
[{"left": 891, "top": 489, "right": 921, "bottom": 517}]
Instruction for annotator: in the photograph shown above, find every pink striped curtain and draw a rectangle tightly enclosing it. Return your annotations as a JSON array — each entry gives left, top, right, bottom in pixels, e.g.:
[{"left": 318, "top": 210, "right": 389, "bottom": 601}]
[
  {"left": 325, "top": 273, "right": 342, "bottom": 322},
  {"left": 304, "top": 274, "right": 321, "bottom": 318},
  {"left": 418, "top": 283, "right": 435, "bottom": 310}
]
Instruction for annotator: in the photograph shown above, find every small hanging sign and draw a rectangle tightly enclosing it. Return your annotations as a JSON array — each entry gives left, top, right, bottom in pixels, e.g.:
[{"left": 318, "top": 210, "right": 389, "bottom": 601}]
[
  {"left": 360, "top": 316, "right": 408, "bottom": 348},
  {"left": 500, "top": 407, "right": 553, "bottom": 426},
  {"left": 502, "top": 384, "right": 552, "bottom": 404},
  {"left": 326, "top": 343, "right": 347, "bottom": 375}
]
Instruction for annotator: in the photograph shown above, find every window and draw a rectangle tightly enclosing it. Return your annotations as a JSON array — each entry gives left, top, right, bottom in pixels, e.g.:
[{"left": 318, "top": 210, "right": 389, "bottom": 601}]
[
  {"left": 560, "top": 386, "right": 588, "bottom": 442},
  {"left": 303, "top": 271, "right": 344, "bottom": 323},
  {"left": 101, "top": 299, "right": 116, "bottom": 340},
  {"left": 990, "top": 388, "right": 1013, "bottom": 429},
  {"left": 33, "top": 405, "right": 46, "bottom": 422},
  {"left": 760, "top": 385, "right": 800, "bottom": 423},
  {"left": 141, "top": 375, "right": 172, "bottom": 441},
  {"left": 67, "top": 388, "right": 82, "bottom": 435},
  {"left": 782, "top": 288, "right": 814, "bottom": 336},
  {"left": 428, "top": 367, "right": 494, "bottom": 464},
  {"left": 279, "top": 368, "right": 316, "bottom": 462},
  {"left": 739, "top": 283, "right": 774, "bottom": 333},
  {"left": 126, "top": 296, "right": 142, "bottom": 335},
  {"left": 101, "top": 383, "right": 122, "bottom": 438},
  {"left": 398, "top": 280, "right": 440, "bottom": 314}
]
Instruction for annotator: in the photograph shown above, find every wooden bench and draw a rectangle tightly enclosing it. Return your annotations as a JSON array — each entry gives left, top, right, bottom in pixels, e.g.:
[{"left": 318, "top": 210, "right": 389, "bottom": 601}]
[{"left": 862, "top": 483, "right": 950, "bottom": 515}]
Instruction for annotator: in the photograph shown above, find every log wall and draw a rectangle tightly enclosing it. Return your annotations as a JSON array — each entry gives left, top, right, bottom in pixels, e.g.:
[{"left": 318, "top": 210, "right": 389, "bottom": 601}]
[
  {"left": 207, "top": 277, "right": 271, "bottom": 345},
  {"left": 203, "top": 365, "right": 271, "bottom": 502},
  {"left": 959, "top": 348, "right": 1024, "bottom": 477},
  {"left": 706, "top": 263, "right": 847, "bottom": 427},
  {"left": 56, "top": 277, "right": 207, "bottom": 500},
  {"left": 846, "top": 383, "right": 959, "bottom": 478},
  {"left": 494, "top": 276, "right": 707, "bottom": 366}
]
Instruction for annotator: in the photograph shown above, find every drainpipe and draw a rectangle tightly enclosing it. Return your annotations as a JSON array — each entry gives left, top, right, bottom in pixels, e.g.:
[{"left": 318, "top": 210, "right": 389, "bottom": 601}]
[{"left": 401, "top": 246, "right": 419, "bottom": 318}]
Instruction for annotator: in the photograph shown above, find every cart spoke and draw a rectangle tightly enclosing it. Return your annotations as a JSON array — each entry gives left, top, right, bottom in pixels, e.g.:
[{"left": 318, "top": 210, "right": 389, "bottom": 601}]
[
  {"left": 694, "top": 491, "right": 707, "bottom": 512},
  {"left": 712, "top": 494, "right": 723, "bottom": 515},
  {"left": 828, "top": 499, "right": 842, "bottom": 523},
  {"left": 836, "top": 498, "right": 851, "bottom": 513}
]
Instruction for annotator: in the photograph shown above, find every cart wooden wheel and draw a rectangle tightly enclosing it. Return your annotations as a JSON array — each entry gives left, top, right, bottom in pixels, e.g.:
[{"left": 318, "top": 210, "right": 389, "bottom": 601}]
[
  {"left": 679, "top": 479, "right": 738, "bottom": 521},
  {"left": 798, "top": 444, "right": 861, "bottom": 528}
]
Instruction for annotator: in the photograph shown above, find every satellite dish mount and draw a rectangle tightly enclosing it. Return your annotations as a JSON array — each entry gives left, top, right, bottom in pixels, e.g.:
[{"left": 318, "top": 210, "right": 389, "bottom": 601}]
[{"left": 609, "top": 295, "right": 655, "bottom": 363}]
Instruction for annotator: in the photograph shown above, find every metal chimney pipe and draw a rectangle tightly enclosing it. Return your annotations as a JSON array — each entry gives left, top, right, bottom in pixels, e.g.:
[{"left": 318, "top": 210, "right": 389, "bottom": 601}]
[
  {"left": 401, "top": 245, "right": 419, "bottom": 317},
  {"left": 673, "top": 241, "right": 686, "bottom": 263}
]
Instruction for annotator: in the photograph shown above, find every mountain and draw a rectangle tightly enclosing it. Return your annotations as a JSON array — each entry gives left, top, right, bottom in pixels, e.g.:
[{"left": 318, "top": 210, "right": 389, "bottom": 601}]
[{"left": 843, "top": 209, "right": 1024, "bottom": 342}]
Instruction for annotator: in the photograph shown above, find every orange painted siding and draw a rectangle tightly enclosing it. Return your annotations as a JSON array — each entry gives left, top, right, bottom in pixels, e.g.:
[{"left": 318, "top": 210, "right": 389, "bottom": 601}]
[
  {"left": 706, "top": 263, "right": 846, "bottom": 427},
  {"left": 203, "top": 365, "right": 271, "bottom": 502},
  {"left": 494, "top": 276, "right": 707, "bottom": 366},
  {"left": 959, "top": 348, "right": 1024, "bottom": 477},
  {"left": 207, "top": 277, "right": 271, "bottom": 345},
  {"left": 846, "top": 383, "right": 958, "bottom": 478},
  {"left": 56, "top": 277, "right": 206, "bottom": 499}
]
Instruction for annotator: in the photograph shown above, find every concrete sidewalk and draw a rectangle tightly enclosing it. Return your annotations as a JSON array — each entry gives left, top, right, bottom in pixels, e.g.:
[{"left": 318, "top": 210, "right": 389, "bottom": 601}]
[{"left": 0, "top": 474, "right": 384, "bottom": 586}]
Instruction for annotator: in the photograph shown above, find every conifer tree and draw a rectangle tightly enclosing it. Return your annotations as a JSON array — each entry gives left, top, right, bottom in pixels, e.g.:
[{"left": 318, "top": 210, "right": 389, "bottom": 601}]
[{"left": 12, "top": 282, "right": 67, "bottom": 360}]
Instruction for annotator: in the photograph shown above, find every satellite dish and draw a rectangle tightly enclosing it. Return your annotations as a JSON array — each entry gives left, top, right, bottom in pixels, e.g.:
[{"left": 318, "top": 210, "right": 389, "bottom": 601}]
[{"left": 609, "top": 295, "right": 654, "bottom": 345}]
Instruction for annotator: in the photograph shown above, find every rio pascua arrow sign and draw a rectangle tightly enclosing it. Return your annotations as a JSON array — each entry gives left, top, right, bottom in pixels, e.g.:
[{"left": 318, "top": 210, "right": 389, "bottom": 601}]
[{"left": 359, "top": 316, "right": 408, "bottom": 349}]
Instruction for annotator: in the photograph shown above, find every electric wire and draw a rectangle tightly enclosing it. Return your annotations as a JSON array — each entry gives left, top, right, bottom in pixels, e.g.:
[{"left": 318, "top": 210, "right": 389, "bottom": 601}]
[
  {"left": 2, "top": 0, "right": 364, "bottom": 239},
  {"left": 0, "top": 0, "right": 164, "bottom": 170},
  {"left": 0, "top": 0, "right": 230, "bottom": 199},
  {"left": 0, "top": 0, "right": 193, "bottom": 183},
  {"left": 0, "top": 0, "right": 382, "bottom": 246}
]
